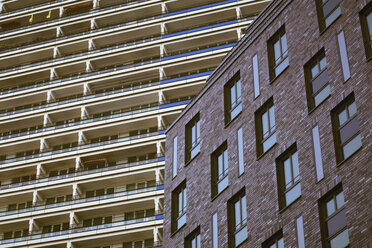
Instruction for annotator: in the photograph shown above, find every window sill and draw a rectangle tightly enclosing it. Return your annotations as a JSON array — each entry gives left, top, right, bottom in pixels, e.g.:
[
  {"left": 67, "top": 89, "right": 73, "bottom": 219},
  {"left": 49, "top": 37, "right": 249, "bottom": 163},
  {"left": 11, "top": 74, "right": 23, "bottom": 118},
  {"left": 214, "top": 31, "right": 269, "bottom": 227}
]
[
  {"left": 269, "top": 65, "right": 289, "bottom": 84},
  {"left": 278, "top": 194, "right": 302, "bottom": 214},
  {"left": 211, "top": 184, "right": 229, "bottom": 202},
  {"left": 170, "top": 222, "right": 187, "bottom": 238},
  {"left": 308, "top": 94, "right": 332, "bottom": 115},
  {"left": 336, "top": 145, "right": 363, "bottom": 168},
  {"left": 185, "top": 151, "right": 200, "bottom": 167},
  {"left": 256, "top": 142, "right": 277, "bottom": 161},
  {"left": 224, "top": 111, "right": 242, "bottom": 129}
]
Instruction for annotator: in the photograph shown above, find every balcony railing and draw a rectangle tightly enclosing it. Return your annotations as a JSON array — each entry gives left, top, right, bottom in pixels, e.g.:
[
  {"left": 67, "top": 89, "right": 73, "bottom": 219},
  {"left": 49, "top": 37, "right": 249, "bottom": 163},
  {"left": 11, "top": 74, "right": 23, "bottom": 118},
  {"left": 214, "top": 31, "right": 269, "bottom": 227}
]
[
  {"left": 0, "top": 129, "right": 167, "bottom": 164},
  {"left": 0, "top": 18, "right": 239, "bottom": 79},
  {"left": 0, "top": 156, "right": 165, "bottom": 190},
  {"left": 0, "top": 0, "right": 244, "bottom": 57},
  {"left": 0, "top": 39, "right": 234, "bottom": 99},
  {"left": 1, "top": 211, "right": 164, "bottom": 244},
  {"left": 0, "top": 0, "right": 151, "bottom": 35},
  {"left": 0, "top": 183, "right": 164, "bottom": 216},
  {"left": 0, "top": 95, "right": 197, "bottom": 141}
]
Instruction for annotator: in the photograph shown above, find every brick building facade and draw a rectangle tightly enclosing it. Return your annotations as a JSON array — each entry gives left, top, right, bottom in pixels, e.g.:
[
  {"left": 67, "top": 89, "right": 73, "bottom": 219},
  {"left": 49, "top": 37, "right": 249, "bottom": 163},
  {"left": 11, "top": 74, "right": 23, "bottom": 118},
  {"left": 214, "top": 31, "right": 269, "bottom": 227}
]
[{"left": 164, "top": 0, "right": 372, "bottom": 247}]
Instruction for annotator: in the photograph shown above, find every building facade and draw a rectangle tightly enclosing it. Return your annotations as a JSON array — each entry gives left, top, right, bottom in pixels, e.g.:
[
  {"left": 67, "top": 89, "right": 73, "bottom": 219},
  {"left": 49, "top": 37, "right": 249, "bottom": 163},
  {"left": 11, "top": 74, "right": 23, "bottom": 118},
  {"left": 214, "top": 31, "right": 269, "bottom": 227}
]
[
  {"left": 0, "top": 0, "right": 269, "bottom": 247},
  {"left": 164, "top": 0, "right": 372, "bottom": 247}
]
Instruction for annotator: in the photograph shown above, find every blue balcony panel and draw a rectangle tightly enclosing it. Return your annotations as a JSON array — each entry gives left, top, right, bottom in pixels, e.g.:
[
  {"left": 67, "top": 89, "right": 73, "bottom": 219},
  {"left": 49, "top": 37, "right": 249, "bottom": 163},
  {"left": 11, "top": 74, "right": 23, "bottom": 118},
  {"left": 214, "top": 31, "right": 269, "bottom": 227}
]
[
  {"left": 156, "top": 185, "right": 165, "bottom": 190},
  {"left": 157, "top": 156, "right": 165, "bottom": 161},
  {"left": 162, "top": 19, "right": 238, "bottom": 38},
  {"left": 160, "top": 71, "right": 213, "bottom": 84},
  {"left": 155, "top": 214, "right": 164, "bottom": 220},
  {"left": 161, "top": 43, "right": 236, "bottom": 61},
  {"left": 163, "top": 0, "right": 237, "bottom": 17},
  {"left": 159, "top": 100, "right": 191, "bottom": 109}
]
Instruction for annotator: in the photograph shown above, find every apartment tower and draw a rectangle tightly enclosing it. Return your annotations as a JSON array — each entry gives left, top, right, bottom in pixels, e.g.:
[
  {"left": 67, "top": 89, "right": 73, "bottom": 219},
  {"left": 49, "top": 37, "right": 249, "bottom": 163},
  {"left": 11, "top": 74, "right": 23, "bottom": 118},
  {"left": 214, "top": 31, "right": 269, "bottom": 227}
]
[{"left": 0, "top": 0, "right": 269, "bottom": 247}]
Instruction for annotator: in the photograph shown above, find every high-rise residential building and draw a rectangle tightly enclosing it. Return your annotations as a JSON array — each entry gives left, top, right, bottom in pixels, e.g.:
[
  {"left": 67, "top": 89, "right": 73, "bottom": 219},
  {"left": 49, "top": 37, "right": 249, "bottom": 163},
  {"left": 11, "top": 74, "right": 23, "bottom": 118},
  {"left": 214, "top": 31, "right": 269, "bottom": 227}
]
[
  {"left": 0, "top": 0, "right": 269, "bottom": 247},
  {"left": 164, "top": 0, "right": 371, "bottom": 247}
]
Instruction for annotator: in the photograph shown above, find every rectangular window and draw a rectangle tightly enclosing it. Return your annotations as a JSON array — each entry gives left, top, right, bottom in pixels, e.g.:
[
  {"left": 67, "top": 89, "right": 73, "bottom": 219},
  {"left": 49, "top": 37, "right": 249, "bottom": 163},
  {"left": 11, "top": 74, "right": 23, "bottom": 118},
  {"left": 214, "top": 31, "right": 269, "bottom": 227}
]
[
  {"left": 255, "top": 98, "right": 276, "bottom": 157},
  {"left": 237, "top": 128, "right": 244, "bottom": 176},
  {"left": 185, "top": 114, "right": 201, "bottom": 163},
  {"left": 296, "top": 216, "right": 305, "bottom": 248},
  {"left": 331, "top": 94, "right": 362, "bottom": 163},
  {"left": 276, "top": 145, "right": 301, "bottom": 210},
  {"left": 211, "top": 142, "right": 229, "bottom": 198},
  {"left": 360, "top": 2, "right": 372, "bottom": 59},
  {"left": 173, "top": 136, "right": 178, "bottom": 178},
  {"left": 212, "top": 213, "right": 218, "bottom": 248},
  {"left": 262, "top": 230, "right": 284, "bottom": 248},
  {"left": 268, "top": 27, "right": 289, "bottom": 80},
  {"left": 319, "top": 185, "right": 349, "bottom": 248},
  {"left": 315, "top": 0, "right": 341, "bottom": 31},
  {"left": 228, "top": 189, "right": 248, "bottom": 248},
  {"left": 172, "top": 181, "right": 187, "bottom": 232},
  {"left": 337, "top": 31, "right": 350, "bottom": 81},
  {"left": 185, "top": 227, "right": 201, "bottom": 248},
  {"left": 224, "top": 73, "right": 242, "bottom": 124},
  {"left": 252, "top": 54, "right": 260, "bottom": 98},
  {"left": 312, "top": 125, "right": 324, "bottom": 181},
  {"left": 305, "top": 49, "right": 331, "bottom": 111}
]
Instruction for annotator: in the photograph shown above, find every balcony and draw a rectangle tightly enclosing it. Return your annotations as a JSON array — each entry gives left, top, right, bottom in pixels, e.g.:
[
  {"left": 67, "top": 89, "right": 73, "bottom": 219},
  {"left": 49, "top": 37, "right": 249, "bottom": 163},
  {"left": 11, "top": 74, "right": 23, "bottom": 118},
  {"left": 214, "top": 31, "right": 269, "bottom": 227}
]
[
  {"left": 0, "top": 155, "right": 164, "bottom": 190},
  {"left": 0, "top": 182, "right": 163, "bottom": 217},
  {"left": 0, "top": 211, "right": 164, "bottom": 245},
  {"left": 0, "top": 94, "right": 196, "bottom": 144},
  {"left": 0, "top": 38, "right": 235, "bottom": 97}
]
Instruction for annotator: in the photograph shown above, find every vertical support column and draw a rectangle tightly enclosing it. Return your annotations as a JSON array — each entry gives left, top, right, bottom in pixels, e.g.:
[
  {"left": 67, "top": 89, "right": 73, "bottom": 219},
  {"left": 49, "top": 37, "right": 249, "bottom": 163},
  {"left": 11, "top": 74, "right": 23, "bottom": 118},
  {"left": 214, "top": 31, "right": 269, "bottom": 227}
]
[
  {"left": 160, "top": 44, "right": 165, "bottom": 58},
  {"left": 40, "top": 138, "right": 48, "bottom": 152},
  {"left": 81, "top": 106, "right": 88, "bottom": 120},
  {"left": 59, "top": 7, "right": 64, "bottom": 17},
  {"left": 72, "top": 183, "right": 82, "bottom": 199},
  {"left": 236, "top": 28, "right": 242, "bottom": 40},
  {"left": 158, "top": 90, "right": 165, "bottom": 105},
  {"left": 161, "top": 2, "right": 167, "bottom": 14},
  {"left": 67, "top": 241, "right": 75, "bottom": 248},
  {"left": 86, "top": 61, "right": 92, "bottom": 72},
  {"left": 56, "top": 26, "right": 63, "bottom": 37},
  {"left": 69, "top": 212, "right": 79, "bottom": 228},
  {"left": 160, "top": 23, "right": 167, "bottom": 35},
  {"left": 93, "top": 0, "right": 100, "bottom": 9},
  {"left": 28, "top": 219, "right": 34, "bottom": 234},
  {"left": 75, "top": 157, "right": 82, "bottom": 171},
  {"left": 47, "top": 90, "right": 54, "bottom": 103},
  {"left": 157, "top": 115, "right": 164, "bottom": 131},
  {"left": 53, "top": 47, "right": 60, "bottom": 58},
  {"left": 50, "top": 68, "right": 57, "bottom": 80},
  {"left": 88, "top": 39, "right": 95, "bottom": 51},
  {"left": 36, "top": 164, "right": 45, "bottom": 179},
  {"left": 153, "top": 227, "right": 159, "bottom": 243},
  {"left": 90, "top": 19, "right": 96, "bottom": 30},
  {"left": 43, "top": 113, "right": 50, "bottom": 126},
  {"left": 235, "top": 7, "right": 241, "bottom": 19},
  {"left": 83, "top": 83, "right": 91, "bottom": 95},
  {"left": 159, "top": 67, "right": 165, "bottom": 81},
  {"left": 0, "top": 1, "right": 4, "bottom": 14},
  {"left": 32, "top": 190, "right": 41, "bottom": 205},
  {"left": 78, "top": 131, "right": 86, "bottom": 145}
]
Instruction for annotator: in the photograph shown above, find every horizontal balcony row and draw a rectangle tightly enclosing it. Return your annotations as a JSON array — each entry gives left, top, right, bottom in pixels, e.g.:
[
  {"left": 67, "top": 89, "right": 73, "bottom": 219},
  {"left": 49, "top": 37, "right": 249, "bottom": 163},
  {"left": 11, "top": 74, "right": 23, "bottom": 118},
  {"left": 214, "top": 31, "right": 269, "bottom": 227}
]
[
  {"left": 0, "top": 96, "right": 193, "bottom": 142},
  {"left": 1, "top": 212, "right": 164, "bottom": 245},
  {"left": 0, "top": 0, "right": 254, "bottom": 58},
  {"left": 0, "top": 0, "right": 234, "bottom": 37},
  {"left": 0, "top": 155, "right": 164, "bottom": 190},
  {"left": 0, "top": 38, "right": 235, "bottom": 90},
  {"left": 0, "top": 42, "right": 233, "bottom": 97},
  {"left": 0, "top": 127, "right": 167, "bottom": 165},
  {"left": 0, "top": 182, "right": 164, "bottom": 217},
  {"left": 0, "top": 17, "right": 240, "bottom": 73}
]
